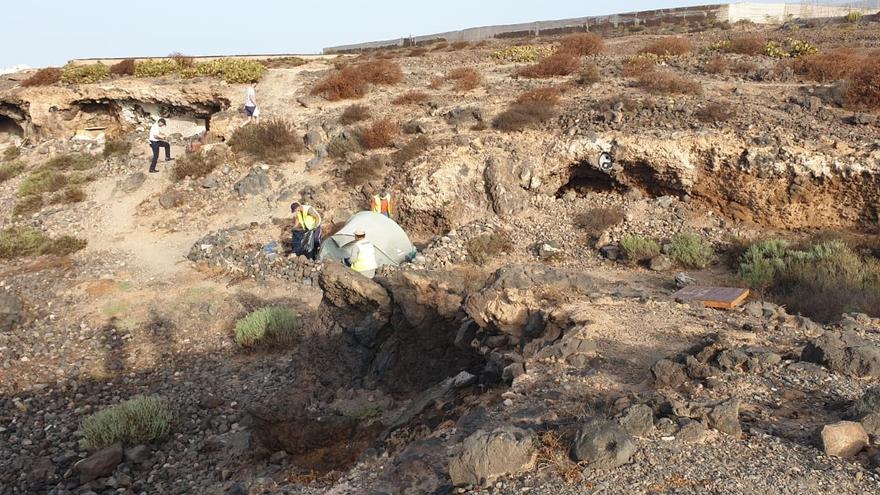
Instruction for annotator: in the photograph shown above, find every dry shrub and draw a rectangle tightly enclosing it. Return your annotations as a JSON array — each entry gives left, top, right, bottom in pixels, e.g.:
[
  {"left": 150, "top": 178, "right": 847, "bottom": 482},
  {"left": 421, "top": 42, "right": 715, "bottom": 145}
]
[
  {"left": 262, "top": 56, "right": 307, "bottom": 69},
  {"left": 557, "top": 32, "right": 605, "bottom": 56},
  {"left": 0, "top": 162, "right": 25, "bottom": 183},
  {"left": 21, "top": 68, "right": 62, "bottom": 87},
  {"left": 637, "top": 71, "right": 702, "bottom": 95},
  {"left": 447, "top": 67, "right": 482, "bottom": 91},
  {"left": 845, "top": 57, "right": 880, "bottom": 110},
  {"left": 227, "top": 118, "right": 303, "bottom": 163},
  {"left": 726, "top": 34, "right": 766, "bottom": 55},
  {"left": 50, "top": 185, "right": 86, "bottom": 205},
  {"left": 327, "top": 134, "right": 364, "bottom": 158},
  {"left": 172, "top": 150, "right": 223, "bottom": 180},
  {"left": 408, "top": 48, "right": 428, "bottom": 57},
  {"left": 641, "top": 37, "right": 693, "bottom": 57},
  {"left": 466, "top": 230, "right": 512, "bottom": 266},
  {"left": 168, "top": 52, "right": 195, "bottom": 68},
  {"left": 576, "top": 64, "right": 601, "bottom": 85},
  {"left": 359, "top": 118, "right": 399, "bottom": 149},
  {"left": 109, "top": 59, "right": 136, "bottom": 76},
  {"left": 790, "top": 49, "right": 863, "bottom": 83},
  {"left": 516, "top": 86, "right": 564, "bottom": 106},
  {"left": 311, "top": 60, "right": 403, "bottom": 100},
  {"left": 705, "top": 55, "right": 729, "bottom": 74},
  {"left": 392, "top": 91, "right": 430, "bottom": 105},
  {"left": 391, "top": 136, "right": 431, "bottom": 166},
  {"left": 340, "top": 104, "right": 371, "bottom": 124},
  {"left": 493, "top": 101, "right": 557, "bottom": 132},
  {"left": 574, "top": 207, "right": 625, "bottom": 235},
  {"left": 517, "top": 52, "right": 581, "bottom": 78},
  {"left": 12, "top": 195, "right": 43, "bottom": 216},
  {"left": 431, "top": 42, "right": 449, "bottom": 51},
  {"left": 537, "top": 431, "right": 583, "bottom": 485},
  {"left": 695, "top": 102, "right": 735, "bottom": 123},
  {"left": 344, "top": 155, "right": 387, "bottom": 186},
  {"left": 428, "top": 76, "right": 444, "bottom": 89},
  {"left": 622, "top": 56, "right": 657, "bottom": 77},
  {"left": 451, "top": 41, "right": 471, "bottom": 51}
]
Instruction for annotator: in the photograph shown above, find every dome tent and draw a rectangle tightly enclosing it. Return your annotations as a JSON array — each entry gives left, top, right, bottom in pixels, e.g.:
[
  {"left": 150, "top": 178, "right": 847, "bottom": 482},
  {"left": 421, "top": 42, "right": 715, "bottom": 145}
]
[{"left": 318, "top": 211, "right": 415, "bottom": 267}]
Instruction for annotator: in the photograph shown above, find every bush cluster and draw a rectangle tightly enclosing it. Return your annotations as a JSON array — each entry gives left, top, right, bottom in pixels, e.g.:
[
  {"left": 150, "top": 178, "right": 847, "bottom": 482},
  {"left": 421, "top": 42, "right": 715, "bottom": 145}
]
[
  {"left": 311, "top": 60, "right": 403, "bottom": 100},
  {"left": 103, "top": 139, "right": 133, "bottom": 158},
  {"left": 134, "top": 58, "right": 265, "bottom": 83},
  {"left": 392, "top": 91, "right": 430, "bottom": 105},
  {"left": 446, "top": 68, "right": 483, "bottom": 91},
  {"left": 61, "top": 63, "right": 110, "bottom": 84},
  {"left": 668, "top": 233, "right": 715, "bottom": 268},
  {"left": 82, "top": 396, "right": 173, "bottom": 449},
  {"left": 516, "top": 86, "right": 564, "bottom": 106},
  {"left": 359, "top": 118, "right": 399, "bottom": 149},
  {"left": 234, "top": 307, "right": 299, "bottom": 347},
  {"left": 493, "top": 101, "right": 557, "bottom": 132},
  {"left": 640, "top": 37, "right": 693, "bottom": 58},
  {"left": 695, "top": 102, "right": 736, "bottom": 123},
  {"left": 134, "top": 59, "right": 180, "bottom": 78},
  {"left": 637, "top": 71, "right": 702, "bottom": 95},
  {"left": 466, "top": 230, "right": 513, "bottom": 266},
  {"left": 491, "top": 45, "right": 554, "bottom": 63},
  {"left": 21, "top": 67, "right": 62, "bottom": 87},
  {"left": 738, "top": 239, "right": 880, "bottom": 322},
  {"left": 576, "top": 64, "right": 601, "bottom": 85},
  {"left": 109, "top": 59, "right": 136, "bottom": 76},
  {"left": 620, "top": 234, "right": 661, "bottom": 262},
  {"left": 556, "top": 33, "right": 605, "bottom": 57},
  {"left": 339, "top": 104, "right": 371, "bottom": 124},
  {"left": 517, "top": 52, "right": 581, "bottom": 79},
  {"left": 172, "top": 149, "right": 224, "bottom": 180},
  {"left": 0, "top": 226, "right": 87, "bottom": 259},
  {"left": 0, "top": 162, "right": 25, "bottom": 183},
  {"left": 228, "top": 118, "right": 303, "bottom": 163}
]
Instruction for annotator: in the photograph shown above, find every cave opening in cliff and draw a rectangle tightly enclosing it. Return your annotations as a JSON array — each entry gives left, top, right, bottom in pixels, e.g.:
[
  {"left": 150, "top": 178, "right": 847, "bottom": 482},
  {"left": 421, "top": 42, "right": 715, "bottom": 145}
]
[
  {"left": 0, "top": 115, "right": 24, "bottom": 141},
  {"left": 557, "top": 161, "right": 622, "bottom": 196}
]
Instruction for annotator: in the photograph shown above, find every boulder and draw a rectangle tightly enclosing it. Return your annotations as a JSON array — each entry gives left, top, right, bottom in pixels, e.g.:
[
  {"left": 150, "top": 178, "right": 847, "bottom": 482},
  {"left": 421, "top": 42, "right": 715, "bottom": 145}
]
[
  {"left": 74, "top": 443, "right": 123, "bottom": 483},
  {"left": 570, "top": 418, "right": 636, "bottom": 470},
  {"left": 303, "top": 130, "right": 323, "bottom": 150},
  {"left": 123, "top": 445, "right": 151, "bottom": 464},
  {"left": 599, "top": 245, "right": 620, "bottom": 260},
  {"left": 820, "top": 421, "right": 868, "bottom": 458},
  {"left": 861, "top": 413, "right": 880, "bottom": 437},
  {"left": 677, "top": 420, "right": 707, "bottom": 443},
  {"left": 444, "top": 107, "right": 484, "bottom": 126},
  {"left": 848, "top": 386, "right": 880, "bottom": 420},
  {"left": 115, "top": 172, "right": 146, "bottom": 193},
  {"left": 617, "top": 404, "right": 654, "bottom": 437},
  {"left": 375, "top": 270, "right": 465, "bottom": 331},
  {"left": 233, "top": 168, "right": 272, "bottom": 197},
  {"left": 0, "top": 293, "right": 23, "bottom": 332},
  {"left": 649, "top": 255, "right": 673, "bottom": 272},
  {"left": 158, "top": 190, "right": 185, "bottom": 209},
  {"left": 707, "top": 398, "right": 742, "bottom": 436},
  {"left": 651, "top": 359, "right": 687, "bottom": 389},
  {"left": 674, "top": 272, "right": 696, "bottom": 288},
  {"left": 484, "top": 157, "right": 528, "bottom": 217},
  {"left": 448, "top": 426, "right": 537, "bottom": 486},
  {"left": 801, "top": 331, "right": 880, "bottom": 378},
  {"left": 537, "top": 242, "right": 564, "bottom": 261}
]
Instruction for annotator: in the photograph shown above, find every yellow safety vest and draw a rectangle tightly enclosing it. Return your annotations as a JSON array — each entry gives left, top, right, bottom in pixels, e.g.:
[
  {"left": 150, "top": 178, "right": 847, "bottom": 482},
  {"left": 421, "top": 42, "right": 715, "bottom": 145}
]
[
  {"left": 297, "top": 206, "right": 318, "bottom": 230},
  {"left": 351, "top": 240, "right": 378, "bottom": 272},
  {"left": 371, "top": 194, "right": 393, "bottom": 216}
]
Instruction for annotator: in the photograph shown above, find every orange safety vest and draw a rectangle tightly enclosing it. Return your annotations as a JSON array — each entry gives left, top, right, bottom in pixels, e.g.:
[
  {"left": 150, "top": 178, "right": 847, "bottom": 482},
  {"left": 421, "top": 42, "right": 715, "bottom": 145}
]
[{"left": 371, "top": 193, "right": 393, "bottom": 217}]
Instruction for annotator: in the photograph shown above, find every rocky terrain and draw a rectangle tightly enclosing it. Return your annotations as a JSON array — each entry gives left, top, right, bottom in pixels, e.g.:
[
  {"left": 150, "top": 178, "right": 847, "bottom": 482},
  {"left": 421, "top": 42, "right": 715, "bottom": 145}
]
[{"left": 1, "top": 15, "right": 880, "bottom": 495}]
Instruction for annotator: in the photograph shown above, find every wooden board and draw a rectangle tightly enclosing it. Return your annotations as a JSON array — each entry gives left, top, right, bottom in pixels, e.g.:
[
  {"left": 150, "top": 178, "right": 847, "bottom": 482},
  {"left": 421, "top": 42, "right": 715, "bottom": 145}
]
[{"left": 671, "top": 286, "right": 750, "bottom": 309}]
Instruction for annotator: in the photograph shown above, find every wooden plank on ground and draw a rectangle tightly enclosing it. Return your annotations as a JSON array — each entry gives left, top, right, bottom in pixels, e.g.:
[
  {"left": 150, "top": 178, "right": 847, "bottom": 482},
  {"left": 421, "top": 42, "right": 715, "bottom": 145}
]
[{"left": 672, "top": 285, "right": 750, "bottom": 309}]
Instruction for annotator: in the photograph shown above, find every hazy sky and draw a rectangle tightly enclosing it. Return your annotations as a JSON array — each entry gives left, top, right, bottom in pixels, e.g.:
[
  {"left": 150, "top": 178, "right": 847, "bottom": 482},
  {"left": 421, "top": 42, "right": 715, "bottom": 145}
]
[{"left": 4, "top": 0, "right": 788, "bottom": 67}]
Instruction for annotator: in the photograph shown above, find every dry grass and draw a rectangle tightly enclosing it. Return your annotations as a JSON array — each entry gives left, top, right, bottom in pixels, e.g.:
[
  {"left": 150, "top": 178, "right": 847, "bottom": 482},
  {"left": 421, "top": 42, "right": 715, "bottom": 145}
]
[
  {"left": 466, "top": 230, "right": 512, "bottom": 265},
  {"left": 726, "top": 34, "right": 767, "bottom": 55},
  {"left": 493, "top": 101, "right": 557, "bottom": 132},
  {"left": 109, "top": 59, "right": 136, "bottom": 76},
  {"left": 21, "top": 68, "right": 62, "bottom": 87},
  {"left": 705, "top": 55, "right": 729, "bottom": 74},
  {"left": 574, "top": 207, "right": 625, "bottom": 235},
  {"left": 557, "top": 33, "right": 605, "bottom": 56},
  {"left": 637, "top": 71, "right": 702, "bottom": 95},
  {"left": 168, "top": 52, "right": 195, "bottom": 68},
  {"left": 359, "top": 118, "right": 399, "bottom": 149},
  {"left": 339, "top": 104, "right": 371, "bottom": 125},
  {"left": 447, "top": 67, "right": 483, "bottom": 91},
  {"left": 228, "top": 118, "right": 303, "bottom": 163},
  {"left": 262, "top": 57, "right": 307, "bottom": 69},
  {"left": 730, "top": 60, "right": 757, "bottom": 74},
  {"left": 327, "top": 134, "right": 364, "bottom": 158},
  {"left": 622, "top": 56, "right": 657, "bottom": 77},
  {"left": 536, "top": 431, "right": 584, "bottom": 485},
  {"left": 50, "top": 185, "right": 86, "bottom": 205},
  {"left": 311, "top": 60, "right": 403, "bottom": 100},
  {"left": 517, "top": 53, "right": 581, "bottom": 78},
  {"left": 576, "top": 64, "right": 601, "bottom": 85},
  {"left": 695, "top": 102, "right": 735, "bottom": 123},
  {"left": 392, "top": 91, "right": 430, "bottom": 105},
  {"left": 407, "top": 48, "right": 429, "bottom": 57},
  {"left": 172, "top": 150, "right": 223, "bottom": 181},
  {"left": 790, "top": 48, "right": 863, "bottom": 83},
  {"left": 431, "top": 42, "right": 449, "bottom": 51},
  {"left": 846, "top": 56, "right": 880, "bottom": 111},
  {"left": 391, "top": 136, "right": 431, "bottom": 166},
  {"left": 641, "top": 37, "right": 693, "bottom": 57},
  {"left": 0, "top": 162, "right": 25, "bottom": 183},
  {"left": 451, "top": 41, "right": 471, "bottom": 51},
  {"left": 516, "top": 86, "right": 564, "bottom": 106},
  {"left": 344, "top": 155, "right": 387, "bottom": 186},
  {"left": 0, "top": 226, "right": 87, "bottom": 259}
]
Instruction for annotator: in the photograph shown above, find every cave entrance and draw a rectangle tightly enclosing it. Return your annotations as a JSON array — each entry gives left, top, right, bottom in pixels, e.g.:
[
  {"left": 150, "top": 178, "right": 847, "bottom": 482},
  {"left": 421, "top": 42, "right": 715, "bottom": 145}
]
[
  {"left": 0, "top": 115, "right": 24, "bottom": 143},
  {"left": 557, "top": 160, "right": 684, "bottom": 199}
]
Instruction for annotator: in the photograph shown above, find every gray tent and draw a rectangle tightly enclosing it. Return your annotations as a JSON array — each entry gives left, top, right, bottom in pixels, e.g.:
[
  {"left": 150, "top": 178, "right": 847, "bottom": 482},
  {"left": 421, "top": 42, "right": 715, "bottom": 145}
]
[{"left": 318, "top": 211, "right": 415, "bottom": 267}]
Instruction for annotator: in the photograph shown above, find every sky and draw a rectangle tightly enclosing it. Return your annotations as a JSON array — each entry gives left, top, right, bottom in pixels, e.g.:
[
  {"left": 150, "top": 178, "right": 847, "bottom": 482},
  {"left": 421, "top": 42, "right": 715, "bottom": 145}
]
[{"left": 2, "top": 0, "right": 803, "bottom": 68}]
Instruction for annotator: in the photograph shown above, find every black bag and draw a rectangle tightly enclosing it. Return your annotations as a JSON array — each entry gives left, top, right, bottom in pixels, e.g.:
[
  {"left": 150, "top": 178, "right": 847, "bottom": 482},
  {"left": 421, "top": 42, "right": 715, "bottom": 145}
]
[{"left": 292, "top": 229, "right": 317, "bottom": 258}]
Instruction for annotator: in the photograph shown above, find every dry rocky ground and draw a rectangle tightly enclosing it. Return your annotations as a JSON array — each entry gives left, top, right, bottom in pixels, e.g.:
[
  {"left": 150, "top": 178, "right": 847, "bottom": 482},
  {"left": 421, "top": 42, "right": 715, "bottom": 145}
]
[{"left": 1, "top": 17, "right": 880, "bottom": 495}]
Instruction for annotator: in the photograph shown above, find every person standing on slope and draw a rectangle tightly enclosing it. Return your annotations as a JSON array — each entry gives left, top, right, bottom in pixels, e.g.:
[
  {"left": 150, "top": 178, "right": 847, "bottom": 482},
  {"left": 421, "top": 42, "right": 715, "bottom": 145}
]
[
  {"left": 244, "top": 83, "right": 258, "bottom": 123},
  {"left": 148, "top": 118, "right": 173, "bottom": 173}
]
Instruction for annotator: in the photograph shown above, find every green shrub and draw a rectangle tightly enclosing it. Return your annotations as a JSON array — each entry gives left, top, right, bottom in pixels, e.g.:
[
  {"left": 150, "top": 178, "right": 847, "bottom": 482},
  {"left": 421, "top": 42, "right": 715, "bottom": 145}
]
[
  {"left": 19, "top": 168, "right": 67, "bottom": 197},
  {"left": 845, "top": 11, "right": 863, "bottom": 23},
  {"left": 81, "top": 396, "right": 173, "bottom": 449},
  {"left": 466, "top": 230, "right": 513, "bottom": 266},
  {"left": 0, "top": 227, "right": 87, "bottom": 259},
  {"left": 669, "top": 233, "right": 714, "bottom": 268},
  {"left": 2, "top": 146, "right": 20, "bottom": 161},
  {"left": 135, "top": 59, "right": 180, "bottom": 77},
  {"left": 0, "top": 162, "right": 25, "bottom": 183},
  {"left": 172, "top": 150, "right": 222, "bottom": 180},
  {"left": 620, "top": 234, "right": 660, "bottom": 262},
  {"left": 103, "top": 139, "right": 133, "bottom": 158},
  {"left": 737, "top": 239, "right": 789, "bottom": 288},
  {"left": 234, "top": 307, "right": 299, "bottom": 347},
  {"left": 186, "top": 59, "right": 266, "bottom": 83},
  {"left": 228, "top": 118, "right": 302, "bottom": 163},
  {"left": 60, "top": 63, "right": 109, "bottom": 84}
]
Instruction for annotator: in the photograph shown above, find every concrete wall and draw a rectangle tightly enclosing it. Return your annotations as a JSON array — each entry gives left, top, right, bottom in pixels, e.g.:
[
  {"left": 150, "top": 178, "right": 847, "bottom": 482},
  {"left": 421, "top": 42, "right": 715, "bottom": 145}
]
[
  {"left": 324, "top": 2, "right": 880, "bottom": 53},
  {"left": 69, "top": 54, "right": 338, "bottom": 67}
]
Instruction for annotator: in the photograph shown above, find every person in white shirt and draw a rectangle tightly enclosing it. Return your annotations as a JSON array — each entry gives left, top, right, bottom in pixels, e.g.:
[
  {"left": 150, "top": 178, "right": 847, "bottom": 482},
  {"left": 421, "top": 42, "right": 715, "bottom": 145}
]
[
  {"left": 148, "top": 118, "right": 173, "bottom": 173},
  {"left": 244, "top": 83, "right": 258, "bottom": 123}
]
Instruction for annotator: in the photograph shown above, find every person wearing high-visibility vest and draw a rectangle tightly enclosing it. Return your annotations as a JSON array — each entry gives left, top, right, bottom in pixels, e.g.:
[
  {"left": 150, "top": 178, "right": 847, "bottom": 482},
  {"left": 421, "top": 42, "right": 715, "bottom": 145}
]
[
  {"left": 347, "top": 230, "right": 378, "bottom": 279},
  {"left": 370, "top": 190, "right": 393, "bottom": 218},
  {"left": 290, "top": 203, "right": 322, "bottom": 259}
]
